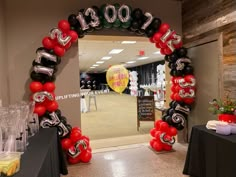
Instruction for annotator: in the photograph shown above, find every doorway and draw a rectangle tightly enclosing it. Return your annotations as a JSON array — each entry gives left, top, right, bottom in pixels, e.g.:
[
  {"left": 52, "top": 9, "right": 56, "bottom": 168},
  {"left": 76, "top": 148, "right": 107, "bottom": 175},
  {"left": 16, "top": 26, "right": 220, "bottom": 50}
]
[{"left": 78, "top": 35, "right": 165, "bottom": 148}]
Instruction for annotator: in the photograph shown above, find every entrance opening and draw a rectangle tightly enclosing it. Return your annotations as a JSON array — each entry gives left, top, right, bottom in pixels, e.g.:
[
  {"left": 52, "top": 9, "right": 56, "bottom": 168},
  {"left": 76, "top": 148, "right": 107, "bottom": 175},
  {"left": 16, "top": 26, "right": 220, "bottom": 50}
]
[{"left": 78, "top": 35, "right": 166, "bottom": 149}]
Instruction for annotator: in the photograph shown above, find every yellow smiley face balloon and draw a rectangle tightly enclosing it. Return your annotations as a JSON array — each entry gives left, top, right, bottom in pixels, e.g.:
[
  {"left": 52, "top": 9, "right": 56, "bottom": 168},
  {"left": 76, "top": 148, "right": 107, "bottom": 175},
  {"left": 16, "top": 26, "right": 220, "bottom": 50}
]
[{"left": 106, "top": 65, "right": 129, "bottom": 93}]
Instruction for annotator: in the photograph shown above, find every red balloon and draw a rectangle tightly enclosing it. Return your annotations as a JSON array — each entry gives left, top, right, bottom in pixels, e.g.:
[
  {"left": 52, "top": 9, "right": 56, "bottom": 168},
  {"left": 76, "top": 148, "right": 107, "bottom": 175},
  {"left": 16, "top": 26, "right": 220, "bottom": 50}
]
[
  {"left": 155, "top": 42, "right": 161, "bottom": 48},
  {"left": 43, "top": 82, "right": 55, "bottom": 92},
  {"left": 54, "top": 45, "right": 65, "bottom": 57},
  {"left": 81, "top": 135, "right": 90, "bottom": 142},
  {"left": 164, "top": 47, "right": 173, "bottom": 55},
  {"left": 153, "top": 142, "right": 163, "bottom": 151},
  {"left": 163, "top": 144, "right": 172, "bottom": 151},
  {"left": 159, "top": 23, "right": 170, "bottom": 34},
  {"left": 168, "top": 127, "right": 178, "bottom": 136},
  {"left": 160, "top": 122, "right": 169, "bottom": 132},
  {"left": 175, "top": 85, "right": 182, "bottom": 93},
  {"left": 154, "top": 131, "right": 162, "bottom": 140},
  {"left": 68, "top": 30, "right": 78, "bottom": 43},
  {"left": 160, "top": 48, "right": 166, "bottom": 55},
  {"left": 34, "top": 104, "right": 46, "bottom": 117},
  {"left": 171, "top": 85, "right": 176, "bottom": 93},
  {"left": 70, "top": 131, "right": 82, "bottom": 143},
  {"left": 153, "top": 32, "right": 162, "bottom": 43},
  {"left": 184, "top": 75, "right": 195, "bottom": 83},
  {"left": 29, "top": 81, "right": 43, "bottom": 93},
  {"left": 149, "top": 139, "right": 155, "bottom": 148},
  {"left": 150, "top": 128, "right": 157, "bottom": 137},
  {"left": 170, "top": 93, "right": 175, "bottom": 100},
  {"left": 154, "top": 120, "right": 163, "bottom": 130},
  {"left": 87, "top": 146, "right": 92, "bottom": 152},
  {"left": 159, "top": 41, "right": 167, "bottom": 48},
  {"left": 42, "top": 37, "right": 55, "bottom": 49},
  {"left": 80, "top": 151, "right": 92, "bottom": 163},
  {"left": 71, "top": 127, "right": 82, "bottom": 133},
  {"left": 68, "top": 156, "right": 80, "bottom": 164},
  {"left": 61, "top": 138, "right": 72, "bottom": 150},
  {"left": 46, "top": 100, "right": 58, "bottom": 112},
  {"left": 174, "top": 41, "right": 183, "bottom": 49},
  {"left": 58, "top": 20, "right": 71, "bottom": 33},
  {"left": 64, "top": 41, "right": 72, "bottom": 50},
  {"left": 184, "top": 98, "right": 195, "bottom": 105},
  {"left": 149, "top": 37, "right": 155, "bottom": 43},
  {"left": 174, "top": 93, "right": 182, "bottom": 102}
]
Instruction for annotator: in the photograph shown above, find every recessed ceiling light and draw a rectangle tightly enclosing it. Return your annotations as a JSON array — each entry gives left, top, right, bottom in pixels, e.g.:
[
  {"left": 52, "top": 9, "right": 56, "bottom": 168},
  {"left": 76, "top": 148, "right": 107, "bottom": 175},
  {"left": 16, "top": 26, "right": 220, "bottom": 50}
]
[
  {"left": 90, "top": 67, "right": 96, "bottom": 69},
  {"left": 93, "top": 64, "right": 99, "bottom": 67},
  {"left": 121, "top": 41, "right": 136, "bottom": 44},
  {"left": 109, "top": 49, "right": 124, "bottom": 54},
  {"left": 126, "top": 61, "right": 136, "bottom": 64},
  {"left": 96, "top": 61, "right": 104, "bottom": 64},
  {"left": 101, "top": 56, "right": 112, "bottom": 60},
  {"left": 153, "top": 51, "right": 161, "bottom": 54},
  {"left": 137, "top": 57, "right": 149, "bottom": 60}
]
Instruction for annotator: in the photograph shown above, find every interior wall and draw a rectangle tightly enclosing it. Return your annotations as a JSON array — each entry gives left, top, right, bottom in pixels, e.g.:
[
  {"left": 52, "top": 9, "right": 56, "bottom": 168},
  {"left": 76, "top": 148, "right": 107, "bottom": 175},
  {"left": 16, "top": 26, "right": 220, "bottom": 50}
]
[
  {"left": 4, "top": 0, "right": 182, "bottom": 127},
  {"left": 182, "top": 0, "right": 236, "bottom": 140},
  {"left": 0, "top": 0, "right": 9, "bottom": 106}
]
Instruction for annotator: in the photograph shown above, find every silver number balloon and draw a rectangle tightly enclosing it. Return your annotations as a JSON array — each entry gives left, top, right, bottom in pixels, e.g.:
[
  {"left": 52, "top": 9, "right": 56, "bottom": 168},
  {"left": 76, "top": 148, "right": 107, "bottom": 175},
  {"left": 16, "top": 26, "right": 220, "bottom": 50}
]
[
  {"left": 179, "top": 77, "right": 196, "bottom": 88},
  {"left": 118, "top": 4, "right": 131, "bottom": 23},
  {"left": 35, "top": 49, "right": 57, "bottom": 64},
  {"left": 160, "top": 133, "right": 175, "bottom": 146},
  {"left": 104, "top": 4, "right": 117, "bottom": 23},
  {"left": 75, "top": 140, "right": 87, "bottom": 150},
  {"left": 141, "top": 12, "right": 153, "bottom": 30},
  {"left": 57, "top": 122, "right": 70, "bottom": 138},
  {"left": 50, "top": 28, "right": 71, "bottom": 46},
  {"left": 33, "top": 65, "right": 54, "bottom": 76},
  {"left": 160, "top": 29, "right": 174, "bottom": 43},
  {"left": 176, "top": 58, "right": 191, "bottom": 71},
  {"left": 172, "top": 33, "right": 182, "bottom": 45},
  {"left": 175, "top": 104, "right": 190, "bottom": 115},
  {"left": 85, "top": 8, "right": 100, "bottom": 27},
  {"left": 76, "top": 12, "right": 90, "bottom": 31},
  {"left": 179, "top": 89, "right": 195, "bottom": 98},
  {"left": 68, "top": 145, "right": 81, "bottom": 158},
  {"left": 33, "top": 91, "right": 54, "bottom": 103},
  {"left": 171, "top": 113, "right": 185, "bottom": 126}
]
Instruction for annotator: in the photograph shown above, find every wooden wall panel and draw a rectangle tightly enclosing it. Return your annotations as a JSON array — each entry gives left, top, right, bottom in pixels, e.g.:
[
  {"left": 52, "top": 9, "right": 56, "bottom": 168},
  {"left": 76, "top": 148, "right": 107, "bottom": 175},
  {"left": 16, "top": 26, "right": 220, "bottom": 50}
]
[{"left": 182, "top": 0, "right": 236, "bottom": 99}]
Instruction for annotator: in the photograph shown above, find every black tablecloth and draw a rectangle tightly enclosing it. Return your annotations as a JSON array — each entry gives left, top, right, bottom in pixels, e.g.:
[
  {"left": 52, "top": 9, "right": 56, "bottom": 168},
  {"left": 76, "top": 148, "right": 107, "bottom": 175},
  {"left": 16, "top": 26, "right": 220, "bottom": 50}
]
[
  {"left": 14, "top": 128, "right": 68, "bottom": 177},
  {"left": 183, "top": 125, "right": 236, "bottom": 177}
]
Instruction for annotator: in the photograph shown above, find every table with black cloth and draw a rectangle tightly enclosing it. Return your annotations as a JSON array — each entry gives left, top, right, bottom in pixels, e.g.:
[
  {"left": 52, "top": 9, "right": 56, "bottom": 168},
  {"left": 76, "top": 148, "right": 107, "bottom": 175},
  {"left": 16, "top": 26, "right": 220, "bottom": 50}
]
[
  {"left": 183, "top": 125, "right": 236, "bottom": 177},
  {"left": 14, "top": 128, "right": 68, "bottom": 177}
]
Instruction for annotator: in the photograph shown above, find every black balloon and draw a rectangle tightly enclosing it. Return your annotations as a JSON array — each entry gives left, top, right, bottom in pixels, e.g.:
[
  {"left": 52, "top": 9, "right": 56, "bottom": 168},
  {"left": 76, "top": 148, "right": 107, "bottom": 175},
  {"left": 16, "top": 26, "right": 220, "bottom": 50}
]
[
  {"left": 55, "top": 109, "right": 62, "bottom": 117},
  {"left": 68, "top": 14, "right": 78, "bottom": 27},
  {"left": 165, "top": 116, "right": 173, "bottom": 125},
  {"left": 184, "top": 65, "right": 194, "bottom": 75},
  {"left": 169, "top": 53, "right": 178, "bottom": 62},
  {"left": 150, "top": 17, "right": 162, "bottom": 31},
  {"left": 170, "top": 69, "right": 177, "bottom": 76},
  {"left": 167, "top": 108, "right": 175, "bottom": 116},
  {"left": 168, "top": 62, "right": 176, "bottom": 69},
  {"left": 131, "top": 8, "right": 143, "bottom": 20},
  {"left": 164, "top": 55, "right": 171, "bottom": 62},
  {"left": 175, "top": 123, "right": 185, "bottom": 130},
  {"left": 177, "top": 47, "right": 188, "bottom": 57},
  {"left": 130, "top": 21, "right": 139, "bottom": 31},
  {"left": 60, "top": 116, "right": 67, "bottom": 125},
  {"left": 145, "top": 28, "right": 155, "bottom": 38},
  {"left": 30, "top": 71, "right": 45, "bottom": 82}
]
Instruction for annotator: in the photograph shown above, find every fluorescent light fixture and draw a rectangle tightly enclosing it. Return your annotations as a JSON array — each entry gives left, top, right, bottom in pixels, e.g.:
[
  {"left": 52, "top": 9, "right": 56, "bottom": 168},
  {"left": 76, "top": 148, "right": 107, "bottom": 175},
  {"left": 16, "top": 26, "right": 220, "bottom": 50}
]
[
  {"left": 121, "top": 41, "right": 136, "bottom": 44},
  {"left": 126, "top": 61, "right": 136, "bottom": 64},
  {"left": 153, "top": 51, "right": 161, "bottom": 54},
  {"left": 93, "top": 64, "right": 99, "bottom": 67},
  {"left": 109, "top": 49, "right": 124, "bottom": 54},
  {"left": 96, "top": 61, "right": 104, "bottom": 64},
  {"left": 90, "top": 67, "right": 96, "bottom": 69},
  {"left": 137, "top": 57, "right": 149, "bottom": 60},
  {"left": 101, "top": 56, "right": 112, "bottom": 60}
]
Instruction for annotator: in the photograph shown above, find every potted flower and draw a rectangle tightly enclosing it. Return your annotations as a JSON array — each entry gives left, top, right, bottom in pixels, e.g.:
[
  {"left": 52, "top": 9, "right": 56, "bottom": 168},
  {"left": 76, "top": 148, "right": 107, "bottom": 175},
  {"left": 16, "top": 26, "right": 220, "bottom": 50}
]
[{"left": 208, "top": 95, "right": 236, "bottom": 123}]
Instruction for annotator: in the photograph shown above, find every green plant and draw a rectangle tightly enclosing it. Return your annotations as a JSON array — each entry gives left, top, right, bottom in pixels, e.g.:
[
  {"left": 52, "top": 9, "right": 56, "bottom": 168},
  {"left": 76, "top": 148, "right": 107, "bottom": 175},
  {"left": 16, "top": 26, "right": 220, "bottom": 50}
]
[{"left": 208, "top": 96, "right": 236, "bottom": 115}]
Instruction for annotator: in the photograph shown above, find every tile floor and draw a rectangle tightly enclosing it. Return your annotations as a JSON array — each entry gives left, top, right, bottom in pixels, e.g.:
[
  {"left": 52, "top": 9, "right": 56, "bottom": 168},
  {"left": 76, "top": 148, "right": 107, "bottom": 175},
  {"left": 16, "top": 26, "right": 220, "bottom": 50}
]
[{"left": 64, "top": 143, "right": 189, "bottom": 177}]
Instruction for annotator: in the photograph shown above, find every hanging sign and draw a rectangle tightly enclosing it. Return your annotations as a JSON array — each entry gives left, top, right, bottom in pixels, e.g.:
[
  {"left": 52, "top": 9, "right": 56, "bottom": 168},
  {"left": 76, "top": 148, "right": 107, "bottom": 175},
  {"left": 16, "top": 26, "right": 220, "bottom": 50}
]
[{"left": 106, "top": 65, "right": 129, "bottom": 93}]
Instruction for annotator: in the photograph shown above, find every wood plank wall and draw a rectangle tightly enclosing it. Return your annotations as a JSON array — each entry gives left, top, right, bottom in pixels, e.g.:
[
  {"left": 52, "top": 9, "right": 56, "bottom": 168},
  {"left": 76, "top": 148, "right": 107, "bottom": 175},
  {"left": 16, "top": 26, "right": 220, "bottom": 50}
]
[{"left": 182, "top": 0, "right": 236, "bottom": 99}]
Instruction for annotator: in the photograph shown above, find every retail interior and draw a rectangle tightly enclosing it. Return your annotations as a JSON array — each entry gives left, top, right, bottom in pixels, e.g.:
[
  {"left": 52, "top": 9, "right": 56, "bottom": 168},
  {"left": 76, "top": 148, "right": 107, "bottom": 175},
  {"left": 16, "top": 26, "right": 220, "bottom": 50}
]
[{"left": 0, "top": 0, "right": 236, "bottom": 177}]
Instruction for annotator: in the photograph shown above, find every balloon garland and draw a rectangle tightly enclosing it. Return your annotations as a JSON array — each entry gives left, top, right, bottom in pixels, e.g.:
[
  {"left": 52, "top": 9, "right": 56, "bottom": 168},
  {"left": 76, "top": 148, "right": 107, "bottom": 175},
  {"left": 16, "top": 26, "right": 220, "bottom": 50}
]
[{"left": 28, "top": 3, "right": 196, "bottom": 165}]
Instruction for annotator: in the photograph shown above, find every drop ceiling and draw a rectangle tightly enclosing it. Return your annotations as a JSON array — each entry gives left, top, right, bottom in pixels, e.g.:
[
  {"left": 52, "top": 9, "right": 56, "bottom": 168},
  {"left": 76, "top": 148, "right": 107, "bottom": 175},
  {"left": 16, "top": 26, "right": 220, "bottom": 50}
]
[{"left": 78, "top": 35, "right": 164, "bottom": 73}]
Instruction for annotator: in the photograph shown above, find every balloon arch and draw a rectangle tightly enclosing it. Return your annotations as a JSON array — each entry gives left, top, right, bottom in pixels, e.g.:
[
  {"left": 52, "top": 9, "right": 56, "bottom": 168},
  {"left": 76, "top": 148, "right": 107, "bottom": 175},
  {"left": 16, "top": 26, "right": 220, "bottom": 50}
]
[{"left": 29, "top": 4, "right": 196, "bottom": 164}]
